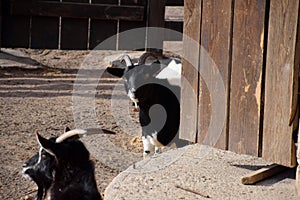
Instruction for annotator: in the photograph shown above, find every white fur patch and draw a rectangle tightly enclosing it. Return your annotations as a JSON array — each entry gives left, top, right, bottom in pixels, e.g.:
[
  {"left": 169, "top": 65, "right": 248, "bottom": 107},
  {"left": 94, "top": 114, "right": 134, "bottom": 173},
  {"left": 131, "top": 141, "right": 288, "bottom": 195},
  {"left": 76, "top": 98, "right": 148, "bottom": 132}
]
[
  {"left": 156, "top": 59, "right": 181, "bottom": 86},
  {"left": 142, "top": 136, "right": 151, "bottom": 152},
  {"left": 149, "top": 132, "right": 163, "bottom": 147}
]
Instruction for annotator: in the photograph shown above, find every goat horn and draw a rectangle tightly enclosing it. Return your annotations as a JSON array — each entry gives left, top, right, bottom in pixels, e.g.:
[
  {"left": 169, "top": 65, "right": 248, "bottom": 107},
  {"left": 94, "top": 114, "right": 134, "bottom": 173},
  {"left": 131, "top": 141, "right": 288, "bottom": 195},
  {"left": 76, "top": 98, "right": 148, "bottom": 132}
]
[
  {"left": 55, "top": 128, "right": 115, "bottom": 143},
  {"left": 138, "top": 52, "right": 160, "bottom": 65},
  {"left": 121, "top": 55, "right": 133, "bottom": 67},
  {"left": 56, "top": 129, "right": 86, "bottom": 143}
]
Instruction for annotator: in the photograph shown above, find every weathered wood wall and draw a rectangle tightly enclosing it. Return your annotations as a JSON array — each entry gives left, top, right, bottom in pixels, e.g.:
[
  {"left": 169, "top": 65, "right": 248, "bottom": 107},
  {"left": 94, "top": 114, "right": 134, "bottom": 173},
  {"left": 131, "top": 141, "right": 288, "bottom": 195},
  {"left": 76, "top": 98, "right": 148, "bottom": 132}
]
[
  {"left": 181, "top": 0, "right": 299, "bottom": 167},
  {"left": 1, "top": 0, "right": 183, "bottom": 50}
]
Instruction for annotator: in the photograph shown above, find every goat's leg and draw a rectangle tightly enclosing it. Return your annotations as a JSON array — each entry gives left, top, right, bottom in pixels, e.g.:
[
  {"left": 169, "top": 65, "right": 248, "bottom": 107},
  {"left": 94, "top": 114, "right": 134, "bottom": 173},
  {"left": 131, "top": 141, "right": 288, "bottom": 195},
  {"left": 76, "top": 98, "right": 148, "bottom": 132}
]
[{"left": 142, "top": 136, "right": 151, "bottom": 158}]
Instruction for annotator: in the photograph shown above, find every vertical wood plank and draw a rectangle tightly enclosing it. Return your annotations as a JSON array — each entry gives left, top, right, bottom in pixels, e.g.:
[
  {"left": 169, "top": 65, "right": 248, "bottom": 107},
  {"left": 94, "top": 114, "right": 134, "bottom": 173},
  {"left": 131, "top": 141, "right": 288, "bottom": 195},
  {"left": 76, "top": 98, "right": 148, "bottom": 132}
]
[
  {"left": 179, "top": 0, "right": 201, "bottom": 142},
  {"left": 296, "top": 121, "right": 300, "bottom": 196},
  {"left": 2, "top": 0, "right": 30, "bottom": 47},
  {"left": 198, "top": 0, "right": 233, "bottom": 149},
  {"left": 89, "top": 0, "right": 118, "bottom": 50},
  {"left": 61, "top": 0, "right": 89, "bottom": 50},
  {"left": 31, "top": 0, "right": 59, "bottom": 49},
  {"left": 262, "top": 0, "right": 299, "bottom": 167},
  {"left": 229, "top": 0, "right": 266, "bottom": 156},
  {"left": 118, "top": 0, "right": 146, "bottom": 50},
  {"left": 31, "top": 18, "right": 59, "bottom": 49},
  {"left": 0, "top": 0, "right": 2, "bottom": 47},
  {"left": 146, "top": 0, "right": 165, "bottom": 54}
]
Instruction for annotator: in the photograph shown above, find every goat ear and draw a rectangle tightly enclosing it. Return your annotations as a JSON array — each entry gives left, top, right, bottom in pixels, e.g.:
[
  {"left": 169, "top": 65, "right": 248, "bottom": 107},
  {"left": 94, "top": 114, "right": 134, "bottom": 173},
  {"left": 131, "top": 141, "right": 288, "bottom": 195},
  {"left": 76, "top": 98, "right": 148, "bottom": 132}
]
[
  {"left": 106, "top": 67, "right": 125, "bottom": 78},
  {"left": 64, "top": 126, "right": 71, "bottom": 133},
  {"left": 35, "top": 131, "right": 58, "bottom": 156}
]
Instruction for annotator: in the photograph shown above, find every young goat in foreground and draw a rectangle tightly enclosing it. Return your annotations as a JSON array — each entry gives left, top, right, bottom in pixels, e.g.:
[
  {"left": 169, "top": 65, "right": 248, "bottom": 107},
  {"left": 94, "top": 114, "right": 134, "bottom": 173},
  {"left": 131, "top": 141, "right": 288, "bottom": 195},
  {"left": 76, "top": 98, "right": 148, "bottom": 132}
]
[{"left": 23, "top": 128, "right": 114, "bottom": 200}]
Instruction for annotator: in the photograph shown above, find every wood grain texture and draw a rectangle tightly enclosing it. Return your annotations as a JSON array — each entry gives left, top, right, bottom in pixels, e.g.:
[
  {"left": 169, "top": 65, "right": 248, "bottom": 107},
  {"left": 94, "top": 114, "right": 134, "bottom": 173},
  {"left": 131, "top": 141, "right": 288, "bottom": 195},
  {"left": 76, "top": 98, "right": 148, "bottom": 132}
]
[
  {"left": 262, "top": 0, "right": 299, "bottom": 167},
  {"left": 179, "top": 0, "right": 201, "bottom": 142},
  {"left": 197, "top": 0, "right": 233, "bottom": 149},
  {"left": 228, "top": 0, "right": 266, "bottom": 156}
]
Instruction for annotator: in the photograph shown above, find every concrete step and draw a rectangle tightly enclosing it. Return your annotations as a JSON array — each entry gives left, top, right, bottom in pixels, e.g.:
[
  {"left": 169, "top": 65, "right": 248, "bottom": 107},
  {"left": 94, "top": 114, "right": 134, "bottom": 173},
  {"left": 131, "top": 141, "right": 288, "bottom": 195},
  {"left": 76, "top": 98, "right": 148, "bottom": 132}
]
[{"left": 105, "top": 144, "right": 297, "bottom": 200}]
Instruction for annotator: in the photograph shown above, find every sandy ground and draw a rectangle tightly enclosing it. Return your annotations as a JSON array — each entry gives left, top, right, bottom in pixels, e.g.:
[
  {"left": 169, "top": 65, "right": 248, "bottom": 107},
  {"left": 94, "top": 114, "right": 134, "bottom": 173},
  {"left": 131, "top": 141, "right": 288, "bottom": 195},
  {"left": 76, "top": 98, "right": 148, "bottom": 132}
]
[{"left": 0, "top": 48, "right": 148, "bottom": 199}]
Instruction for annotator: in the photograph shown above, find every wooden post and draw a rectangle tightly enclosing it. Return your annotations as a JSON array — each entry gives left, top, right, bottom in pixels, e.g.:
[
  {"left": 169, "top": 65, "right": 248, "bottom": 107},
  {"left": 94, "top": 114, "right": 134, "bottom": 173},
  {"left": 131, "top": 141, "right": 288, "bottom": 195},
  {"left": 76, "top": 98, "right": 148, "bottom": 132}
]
[
  {"left": 146, "top": 0, "right": 166, "bottom": 55},
  {"left": 262, "top": 0, "right": 299, "bottom": 167},
  {"left": 179, "top": 0, "right": 201, "bottom": 142}
]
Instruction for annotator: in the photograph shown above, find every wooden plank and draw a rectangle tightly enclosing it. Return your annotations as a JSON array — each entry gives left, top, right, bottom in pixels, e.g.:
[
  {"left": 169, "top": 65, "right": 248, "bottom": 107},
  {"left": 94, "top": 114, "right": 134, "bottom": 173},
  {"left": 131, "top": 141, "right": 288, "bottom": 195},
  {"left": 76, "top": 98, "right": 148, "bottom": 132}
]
[
  {"left": 228, "top": 0, "right": 266, "bottom": 156},
  {"left": 146, "top": 0, "right": 166, "bottom": 54},
  {"left": 2, "top": 15, "right": 30, "bottom": 48},
  {"left": 118, "top": 21, "right": 146, "bottom": 50},
  {"left": 60, "top": 0, "right": 88, "bottom": 50},
  {"left": 90, "top": 19, "right": 117, "bottom": 50},
  {"left": 197, "top": 0, "right": 233, "bottom": 149},
  {"left": 121, "top": 0, "right": 146, "bottom": 6},
  {"left": 31, "top": 0, "right": 59, "bottom": 49},
  {"left": 31, "top": 16, "right": 59, "bottom": 49},
  {"left": 166, "top": 0, "right": 183, "bottom": 6},
  {"left": 89, "top": 0, "right": 118, "bottom": 50},
  {"left": 296, "top": 119, "right": 300, "bottom": 196},
  {"left": 118, "top": 0, "right": 146, "bottom": 51},
  {"left": 262, "top": 0, "right": 299, "bottom": 167},
  {"left": 0, "top": 0, "right": 2, "bottom": 47},
  {"left": 11, "top": 1, "right": 145, "bottom": 21},
  {"left": 241, "top": 164, "right": 287, "bottom": 185},
  {"left": 179, "top": 0, "right": 201, "bottom": 142}
]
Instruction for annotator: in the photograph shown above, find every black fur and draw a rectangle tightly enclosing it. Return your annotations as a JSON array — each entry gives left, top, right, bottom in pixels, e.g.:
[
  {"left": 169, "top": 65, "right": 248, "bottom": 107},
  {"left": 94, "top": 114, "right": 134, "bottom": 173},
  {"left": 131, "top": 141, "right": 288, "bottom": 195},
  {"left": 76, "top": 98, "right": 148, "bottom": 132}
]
[
  {"left": 23, "top": 131, "right": 101, "bottom": 200},
  {"left": 37, "top": 133, "right": 101, "bottom": 200},
  {"left": 107, "top": 57, "right": 182, "bottom": 149},
  {"left": 23, "top": 138, "right": 56, "bottom": 200}
]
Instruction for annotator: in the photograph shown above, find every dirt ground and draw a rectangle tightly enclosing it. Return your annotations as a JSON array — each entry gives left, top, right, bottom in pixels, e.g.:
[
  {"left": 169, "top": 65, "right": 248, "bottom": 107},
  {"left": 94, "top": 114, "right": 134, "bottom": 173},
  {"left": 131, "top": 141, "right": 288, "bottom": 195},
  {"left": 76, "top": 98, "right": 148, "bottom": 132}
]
[{"left": 0, "top": 48, "right": 151, "bottom": 199}]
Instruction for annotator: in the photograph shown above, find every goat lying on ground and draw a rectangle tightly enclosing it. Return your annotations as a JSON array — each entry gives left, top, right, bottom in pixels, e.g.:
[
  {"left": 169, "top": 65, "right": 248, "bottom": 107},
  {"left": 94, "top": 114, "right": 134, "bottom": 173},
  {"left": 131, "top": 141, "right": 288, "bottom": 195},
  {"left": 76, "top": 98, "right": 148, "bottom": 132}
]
[
  {"left": 107, "top": 52, "right": 186, "bottom": 157},
  {"left": 23, "top": 128, "right": 114, "bottom": 200}
]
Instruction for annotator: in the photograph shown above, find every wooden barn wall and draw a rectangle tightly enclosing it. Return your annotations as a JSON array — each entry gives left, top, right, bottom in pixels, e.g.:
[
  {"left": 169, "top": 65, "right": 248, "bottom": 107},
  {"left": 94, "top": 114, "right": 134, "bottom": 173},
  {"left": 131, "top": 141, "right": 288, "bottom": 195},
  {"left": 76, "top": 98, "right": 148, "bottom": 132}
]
[
  {"left": 181, "top": 0, "right": 300, "bottom": 167},
  {"left": 1, "top": 0, "right": 183, "bottom": 50}
]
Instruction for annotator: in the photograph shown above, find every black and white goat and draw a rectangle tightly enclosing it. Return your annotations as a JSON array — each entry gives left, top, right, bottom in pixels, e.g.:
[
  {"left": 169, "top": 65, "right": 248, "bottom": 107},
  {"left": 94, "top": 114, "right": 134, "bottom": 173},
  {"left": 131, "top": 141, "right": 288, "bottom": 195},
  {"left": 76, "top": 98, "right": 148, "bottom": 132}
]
[
  {"left": 107, "top": 52, "right": 186, "bottom": 157},
  {"left": 23, "top": 128, "right": 114, "bottom": 200}
]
